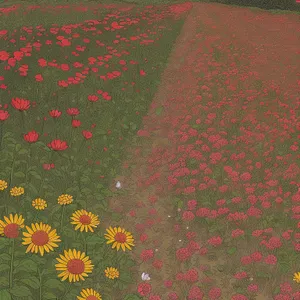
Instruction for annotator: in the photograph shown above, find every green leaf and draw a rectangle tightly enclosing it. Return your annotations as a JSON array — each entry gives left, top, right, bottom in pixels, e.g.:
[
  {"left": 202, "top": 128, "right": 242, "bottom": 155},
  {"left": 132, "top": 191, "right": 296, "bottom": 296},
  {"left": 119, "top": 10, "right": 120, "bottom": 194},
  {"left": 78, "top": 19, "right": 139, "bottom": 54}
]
[
  {"left": 155, "top": 106, "right": 163, "bottom": 115},
  {"left": 43, "top": 279, "right": 64, "bottom": 291},
  {"left": 123, "top": 294, "right": 142, "bottom": 300},
  {"left": 0, "top": 238, "right": 10, "bottom": 250},
  {"left": 27, "top": 183, "right": 39, "bottom": 195},
  {"left": 15, "top": 144, "right": 22, "bottom": 152},
  {"left": 18, "top": 149, "right": 28, "bottom": 155},
  {"left": 28, "top": 171, "right": 42, "bottom": 180},
  {"left": 43, "top": 292, "right": 57, "bottom": 299},
  {"left": 5, "top": 138, "right": 16, "bottom": 145},
  {"left": 0, "top": 264, "right": 10, "bottom": 272},
  {"left": 0, "top": 289, "right": 11, "bottom": 300},
  {"left": 0, "top": 253, "right": 11, "bottom": 261},
  {"left": 227, "top": 247, "right": 237, "bottom": 255},
  {"left": 86, "top": 235, "right": 105, "bottom": 246},
  {"left": 177, "top": 200, "right": 184, "bottom": 209},
  {"left": 10, "top": 285, "right": 32, "bottom": 297},
  {"left": 119, "top": 271, "right": 133, "bottom": 283},
  {"left": 34, "top": 141, "right": 51, "bottom": 152},
  {"left": 19, "top": 276, "right": 40, "bottom": 289},
  {"left": 14, "top": 171, "right": 26, "bottom": 178},
  {"left": 15, "top": 259, "right": 38, "bottom": 273},
  {"left": 0, "top": 276, "right": 9, "bottom": 288},
  {"left": 273, "top": 286, "right": 281, "bottom": 295}
]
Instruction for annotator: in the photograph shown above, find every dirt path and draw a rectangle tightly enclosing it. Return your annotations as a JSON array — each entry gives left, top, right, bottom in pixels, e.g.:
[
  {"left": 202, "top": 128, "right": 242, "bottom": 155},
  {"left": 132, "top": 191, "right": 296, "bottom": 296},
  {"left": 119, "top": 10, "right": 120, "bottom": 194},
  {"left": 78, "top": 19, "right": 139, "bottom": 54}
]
[{"left": 108, "top": 3, "right": 300, "bottom": 299}]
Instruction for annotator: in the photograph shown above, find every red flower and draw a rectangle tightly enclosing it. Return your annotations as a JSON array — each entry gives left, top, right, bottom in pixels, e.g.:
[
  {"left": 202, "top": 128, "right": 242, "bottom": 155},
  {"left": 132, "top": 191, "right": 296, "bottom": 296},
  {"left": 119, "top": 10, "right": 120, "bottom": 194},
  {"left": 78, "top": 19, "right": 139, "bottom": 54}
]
[
  {"left": 208, "top": 287, "right": 222, "bottom": 299},
  {"left": 66, "top": 107, "right": 79, "bottom": 116},
  {"left": 11, "top": 98, "right": 30, "bottom": 111},
  {"left": 0, "top": 51, "right": 9, "bottom": 61},
  {"left": 140, "top": 249, "right": 154, "bottom": 261},
  {"left": 47, "top": 139, "right": 68, "bottom": 151},
  {"left": 88, "top": 95, "right": 99, "bottom": 102},
  {"left": 188, "top": 286, "right": 204, "bottom": 300},
  {"left": 185, "top": 269, "right": 199, "bottom": 282},
  {"left": 49, "top": 110, "right": 62, "bottom": 118},
  {"left": 72, "top": 119, "right": 81, "bottom": 128},
  {"left": 82, "top": 130, "right": 92, "bottom": 139},
  {"left": 0, "top": 110, "right": 9, "bottom": 121},
  {"left": 137, "top": 283, "right": 151, "bottom": 296},
  {"left": 24, "top": 130, "right": 39, "bottom": 143}
]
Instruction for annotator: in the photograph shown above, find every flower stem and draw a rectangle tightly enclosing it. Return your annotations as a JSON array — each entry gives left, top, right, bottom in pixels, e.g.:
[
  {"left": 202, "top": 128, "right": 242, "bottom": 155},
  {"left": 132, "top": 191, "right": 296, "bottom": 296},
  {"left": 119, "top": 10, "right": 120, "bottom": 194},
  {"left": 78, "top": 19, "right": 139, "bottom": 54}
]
[
  {"left": 60, "top": 205, "right": 65, "bottom": 236},
  {"left": 9, "top": 238, "right": 15, "bottom": 289},
  {"left": 38, "top": 268, "right": 42, "bottom": 300},
  {"left": 84, "top": 234, "right": 87, "bottom": 255},
  {"left": 0, "top": 122, "right": 3, "bottom": 151},
  {"left": 24, "top": 145, "right": 32, "bottom": 184},
  {"left": 9, "top": 156, "right": 16, "bottom": 188}
]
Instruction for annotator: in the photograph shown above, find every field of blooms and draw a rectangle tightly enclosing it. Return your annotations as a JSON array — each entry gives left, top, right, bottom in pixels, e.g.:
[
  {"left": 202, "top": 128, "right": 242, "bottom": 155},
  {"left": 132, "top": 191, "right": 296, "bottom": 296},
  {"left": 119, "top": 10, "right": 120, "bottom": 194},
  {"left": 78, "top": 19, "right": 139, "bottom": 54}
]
[
  {"left": 0, "top": 1, "right": 300, "bottom": 300},
  {"left": 0, "top": 3, "right": 190, "bottom": 300},
  {"left": 103, "top": 3, "right": 300, "bottom": 300}
]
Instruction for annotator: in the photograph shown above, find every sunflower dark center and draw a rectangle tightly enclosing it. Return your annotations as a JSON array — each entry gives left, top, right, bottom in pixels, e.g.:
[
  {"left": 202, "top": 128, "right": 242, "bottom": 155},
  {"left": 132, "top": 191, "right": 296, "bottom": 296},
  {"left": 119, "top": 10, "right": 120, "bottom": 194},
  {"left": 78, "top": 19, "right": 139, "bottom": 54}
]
[
  {"left": 86, "top": 296, "right": 98, "bottom": 300},
  {"left": 4, "top": 223, "right": 19, "bottom": 238},
  {"left": 114, "top": 232, "right": 127, "bottom": 243},
  {"left": 79, "top": 215, "right": 91, "bottom": 225},
  {"left": 67, "top": 259, "right": 85, "bottom": 274},
  {"left": 31, "top": 230, "right": 49, "bottom": 246}
]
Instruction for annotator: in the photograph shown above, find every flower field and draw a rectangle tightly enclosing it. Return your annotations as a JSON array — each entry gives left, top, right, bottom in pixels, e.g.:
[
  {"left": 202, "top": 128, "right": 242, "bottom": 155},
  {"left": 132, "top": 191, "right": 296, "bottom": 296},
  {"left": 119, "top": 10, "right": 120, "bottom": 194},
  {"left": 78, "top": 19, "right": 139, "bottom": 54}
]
[
  {"left": 0, "top": 3, "right": 189, "bottom": 300},
  {"left": 0, "top": 1, "right": 299, "bottom": 300}
]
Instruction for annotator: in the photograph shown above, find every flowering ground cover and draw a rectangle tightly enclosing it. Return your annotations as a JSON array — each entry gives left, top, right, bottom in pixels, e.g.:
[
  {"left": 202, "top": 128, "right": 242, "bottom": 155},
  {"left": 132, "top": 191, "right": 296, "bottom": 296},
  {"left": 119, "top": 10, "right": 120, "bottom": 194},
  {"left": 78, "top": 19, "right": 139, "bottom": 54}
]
[
  {"left": 0, "top": 1, "right": 300, "bottom": 300},
  {"left": 107, "top": 3, "right": 300, "bottom": 300},
  {"left": 0, "top": 3, "right": 191, "bottom": 299}
]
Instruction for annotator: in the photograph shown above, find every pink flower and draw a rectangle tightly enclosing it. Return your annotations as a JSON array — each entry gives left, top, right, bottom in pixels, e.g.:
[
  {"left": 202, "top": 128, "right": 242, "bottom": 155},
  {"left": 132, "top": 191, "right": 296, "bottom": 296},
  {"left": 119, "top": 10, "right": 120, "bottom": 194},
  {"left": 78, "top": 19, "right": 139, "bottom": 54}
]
[
  {"left": 247, "top": 284, "right": 259, "bottom": 293},
  {"left": 231, "top": 295, "right": 248, "bottom": 300},
  {"left": 182, "top": 211, "right": 195, "bottom": 221},
  {"left": 234, "top": 272, "right": 248, "bottom": 280},
  {"left": 164, "top": 280, "right": 173, "bottom": 288},
  {"left": 149, "top": 296, "right": 161, "bottom": 300},
  {"left": 240, "top": 256, "right": 252, "bottom": 265},
  {"left": 188, "top": 286, "right": 204, "bottom": 299},
  {"left": 207, "top": 236, "right": 223, "bottom": 247},
  {"left": 231, "top": 229, "right": 244, "bottom": 238},
  {"left": 152, "top": 259, "right": 163, "bottom": 270},
  {"left": 208, "top": 287, "right": 222, "bottom": 299},
  {"left": 140, "top": 249, "right": 154, "bottom": 262},
  {"left": 264, "top": 254, "right": 277, "bottom": 265},
  {"left": 280, "top": 282, "right": 292, "bottom": 294},
  {"left": 168, "top": 292, "right": 179, "bottom": 300},
  {"left": 185, "top": 268, "right": 199, "bottom": 282},
  {"left": 187, "top": 199, "right": 198, "bottom": 210},
  {"left": 176, "top": 247, "right": 191, "bottom": 261},
  {"left": 250, "top": 251, "right": 263, "bottom": 262},
  {"left": 137, "top": 283, "right": 151, "bottom": 296}
]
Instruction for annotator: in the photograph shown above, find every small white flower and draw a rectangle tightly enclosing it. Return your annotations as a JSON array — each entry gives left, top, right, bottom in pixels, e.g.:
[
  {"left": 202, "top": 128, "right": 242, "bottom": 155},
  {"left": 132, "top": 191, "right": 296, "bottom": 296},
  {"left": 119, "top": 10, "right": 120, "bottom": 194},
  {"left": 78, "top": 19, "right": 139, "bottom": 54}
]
[
  {"left": 168, "top": 215, "right": 171, "bottom": 218},
  {"left": 141, "top": 272, "right": 150, "bottom": 281},
  {"left": 116, "top": 181, "right": 122, "bottom": 189},
  {"left": 179, "top": 239, "right": 182, "bottom": 242}
]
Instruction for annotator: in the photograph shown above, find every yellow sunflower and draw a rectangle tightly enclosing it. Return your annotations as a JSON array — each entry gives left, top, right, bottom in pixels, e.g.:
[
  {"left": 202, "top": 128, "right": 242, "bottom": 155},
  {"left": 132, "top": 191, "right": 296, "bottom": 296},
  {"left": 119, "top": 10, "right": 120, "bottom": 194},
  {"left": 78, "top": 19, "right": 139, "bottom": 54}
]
[
  {"left": 104, "top": 267, "right": 119, "bottom": 280},
  {"left": 57, "top": 194, "right": 73, "bottom": 205},
  {"left": 0, "top": 214, "right": 24, "bottom": 238},
  {"left": 294, "top": 272, "right": 300, "bottom": 283},
  {"left": 10, "top": 186, "right": 24, "bottom": 196},
  {"left": 22, "top": 222, "right": 61, "bottom": 256},
  {"left": 32, "top": 198, "right": 47, "bottom": 210},
  {"left": 55, "top": 249, "right": 94, "bottom": 282},
  {"left": 104, "top": 226, "right": 135, "bottom": 251},
  {"left": 70, "top": 209, "right": 100, "bottom": 232},
  {"left": 0, "top": 180, "right": 8, "bottom": 191},
  {"left": 77, "top": 288, "right": 102, "bottom": 300}
]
